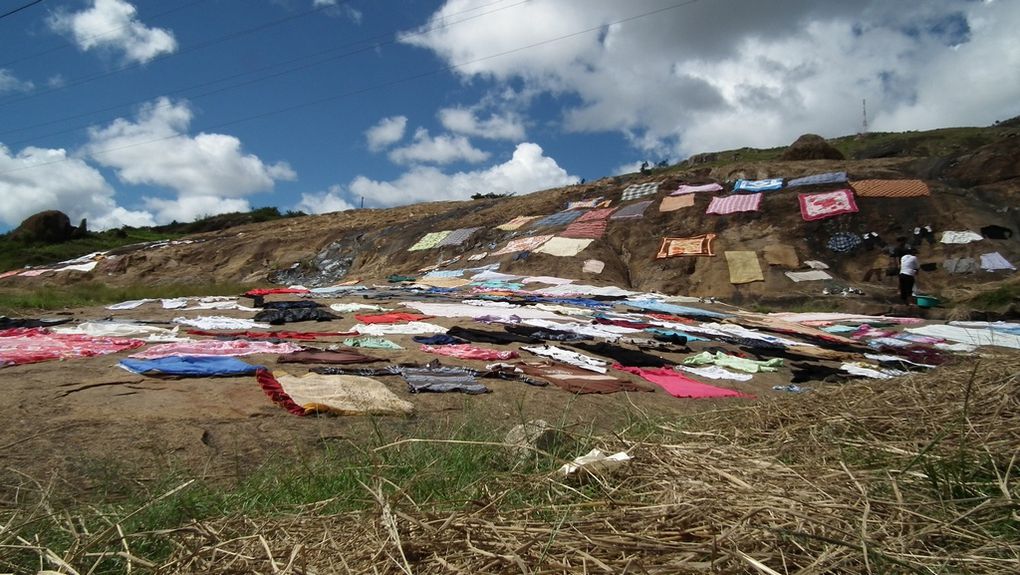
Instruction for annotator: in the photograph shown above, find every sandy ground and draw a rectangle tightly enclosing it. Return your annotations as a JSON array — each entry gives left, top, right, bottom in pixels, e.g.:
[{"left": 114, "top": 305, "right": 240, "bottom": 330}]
[{"left": 0, "top": 292, "right": 807, "bottom": 496}]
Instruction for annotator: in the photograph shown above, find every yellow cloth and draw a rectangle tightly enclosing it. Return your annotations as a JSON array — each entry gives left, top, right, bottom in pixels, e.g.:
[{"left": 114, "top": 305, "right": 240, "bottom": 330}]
[
  {"left": 408, "top": 231, "right": 452, "bottom": 251},
  {"left": 415, "top": 277, "right": 472, "bottom": 288},
  {"left": 496, "top": 215, "right": 540, "bottom": 231},
  {"left": 725, "top": 251, "right": 764, "bottom": 284},
  {"left": 275, "top": 371, "right": 413, "bottom": 416},
  {"left": 762, "top": 244, "right": 799, "bottom": 268},
  {"left": 658, "top": 194, "right": 695, "bottom": 212},
  {"left": 534, "top": 237, "right": 594, "bottom": 257}
]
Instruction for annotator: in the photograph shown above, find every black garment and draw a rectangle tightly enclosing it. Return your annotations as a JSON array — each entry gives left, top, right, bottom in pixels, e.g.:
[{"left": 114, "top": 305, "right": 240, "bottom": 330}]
[
  {"left": 568, "top": 341, "right": 674, "bottom": 367},
  {"left": 651, "top": 332, "right": 689, "bottom": 345},
  {"left": 261, "top": 300, "right": 322, "bottom": 310},
  {"left": 505, "top": 324, "right": 592, "bottom": 342},
  {"left": 446, "top": 325, "right": 540, "bottom": 345},
  {"left": 898, "top": 273, "right": 915, "bottom": 302},
  {"left": 913, "top": 225, "right": 935, "bottom": 246},
  {"left": 790, "top": 363, "right": 849, "bottom": 383},
  {"left": 0, "top": 317, "right": 73, "bottom": 329},
  {"left": 412, "top": 334, "right": 467, "bottom": 345},
  {"left": 861, "top": 232, "right": 887, "bottom": 251},
  {"left": 981, "top": 225, "right": 1013, "bottom": 240},
  {"left": 253, "top": 307, "right": 339, "bottom": 325},
  {"left": 311, "top": 360, "right": 546, "bottom": 387}
]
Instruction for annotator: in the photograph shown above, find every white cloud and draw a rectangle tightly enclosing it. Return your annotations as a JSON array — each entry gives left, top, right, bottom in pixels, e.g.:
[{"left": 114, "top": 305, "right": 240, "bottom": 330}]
[
  {"left": 438, "top": 107, "right": 526, "bottom": 140},
  {"left": 49, "top": 0, "right": 177, "bottom": 64},
  {"left": 84, "top": 97, "right": 295, "bottom": 198},
  {"left": 312, "top": 0, "right": 362, "bottom": 22},
  {"left": 142, "top": 195, "right": 251, "bottom": 224},
  {"left": 0, "top": 69, "right": 33, "bottom": 94},
  {"left": 388, "top": 128, "right": 489, "bottom": 165},
  {"left": 295, "top": 184, "right": 356, "bottom": 214},
  {"left": 613, "top": 160, "right": 645, "bottom": 176},
  {"left": 0, "top": 144, "right": 154, "bottom": 230},
  {"left": 404, "top": 0, "right": 1020, "bottom": 158},
  {"left": 352, "top": 142, "right": 576, "bottom": 207},
  {"left": 365, "top": 115, "right": 408, "bottom": 151}
]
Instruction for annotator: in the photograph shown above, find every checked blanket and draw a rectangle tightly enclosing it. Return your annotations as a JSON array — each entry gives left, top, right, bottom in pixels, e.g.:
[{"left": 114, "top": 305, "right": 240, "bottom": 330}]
[
  {"left": 532, "top": 210, "right": 584, "bottom": 227},
  {"left": 620, "top": 181, "right": 662, "bottom": 201},
  {"left": 706, "top": 193, "right": 762, "bottom": 215}
]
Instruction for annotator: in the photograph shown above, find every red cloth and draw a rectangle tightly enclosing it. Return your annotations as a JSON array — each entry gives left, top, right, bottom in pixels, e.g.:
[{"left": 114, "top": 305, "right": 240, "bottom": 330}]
[
  {"left": 354, "top": 312, "right": 433, "bottom": 324},
  {"left": 244, "top": 288, "right": 310, "bottom": 296},
  {"left": 613, "top": 364, "right": 750, "bottom": 399},
  {"left": 186, "top": 329, "right": 356, "bottom": 340},
  {"left": 256, "top": 368, "right": 306, "bottom": 416},
  {"left": 645, "top": 313, "right": 697, "bottom": 324},
  {"left": 420, "top": 344, "right": 519, "bottom": 361},
  {"left": 0, "top": 328, "right": 145, "bottom": 367},
  {"left": 594, "top": 318, "right": 654, "bottom": 329}
]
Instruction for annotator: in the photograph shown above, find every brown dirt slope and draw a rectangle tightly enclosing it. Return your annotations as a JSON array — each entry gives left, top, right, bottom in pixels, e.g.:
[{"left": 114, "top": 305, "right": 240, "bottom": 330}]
[{"left": 9, "top": 129, "right": 1019, "bottom": 309}]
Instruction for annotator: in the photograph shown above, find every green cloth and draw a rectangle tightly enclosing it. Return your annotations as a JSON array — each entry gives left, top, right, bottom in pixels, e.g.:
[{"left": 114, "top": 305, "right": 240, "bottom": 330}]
[
  {"left": 387, "top": 275, "right": 417, "bottom": 283},
  {"left": 682, "top": 351, "right": 783, "bottom": 373},
  {"left": 343, "top": 337, "right": 403, "bottom": 350}
]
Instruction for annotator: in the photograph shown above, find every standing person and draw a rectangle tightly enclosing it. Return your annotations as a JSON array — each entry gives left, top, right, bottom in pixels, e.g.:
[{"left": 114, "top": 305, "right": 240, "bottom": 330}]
[{"left": 898, "top": 248, "right": 919, "bottom": 304}]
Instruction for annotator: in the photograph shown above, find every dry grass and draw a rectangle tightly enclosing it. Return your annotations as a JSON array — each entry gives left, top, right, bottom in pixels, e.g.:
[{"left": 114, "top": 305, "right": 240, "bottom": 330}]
[{"left": 4, "top": 354, "right": 1019, "bottom": 574}]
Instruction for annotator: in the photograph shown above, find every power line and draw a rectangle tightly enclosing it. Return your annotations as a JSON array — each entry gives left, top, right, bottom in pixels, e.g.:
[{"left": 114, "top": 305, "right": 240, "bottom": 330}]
[
  {"left": 0, "top": 0, "right": 702, "bottom": 177},
  {"left": 0, "top": 0, "right": 44, "bottom": 21},
  {"left": 0, "top": 0, "right": 529, "bottom": 145},
  {"left": 0, "top": 0, "right": 205, "bottom": 68},
  {"left": 0, "top": 0, "right": 359, "bottom": 108}
]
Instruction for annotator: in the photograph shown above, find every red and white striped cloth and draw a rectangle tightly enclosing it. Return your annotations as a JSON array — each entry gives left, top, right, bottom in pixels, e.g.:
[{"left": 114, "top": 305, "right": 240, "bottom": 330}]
[{"left": 705, "top": 193, "right": 763, "bottom": 215}]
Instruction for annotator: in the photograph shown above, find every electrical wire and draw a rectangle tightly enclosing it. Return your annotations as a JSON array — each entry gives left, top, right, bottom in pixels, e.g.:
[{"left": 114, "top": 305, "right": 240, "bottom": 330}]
[
  {"left": 0, "top": 0, "right": 702, "bottom": 177},
  {"left": 0, "top": 0, "right": 44, "bottom": 21}
]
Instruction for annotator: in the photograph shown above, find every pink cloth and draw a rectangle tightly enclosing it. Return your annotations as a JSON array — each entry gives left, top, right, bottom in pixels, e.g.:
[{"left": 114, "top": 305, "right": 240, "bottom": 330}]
[
  {"left": 420, "top": 344, "right": 519, "bottom": 361},
  {"left": 613, "top": 364, "right": 750, "bottom": 399},
  {"left": 129, "top": 340, "right": 304, "bottom": 359},
  {"left": 706, "top": 193, "right": 763, "bottom": 215},
  {"left": 0, "top": 328, "right": 145, "bottom": 367},
  {"left": 575, "top": 207, "right": 617, "bottom": 222},
  {"left": 798, "top": 189, "right": 859, "bottom": 221},
  {"left": 672, "top": 183, "right": 723, "bottom": 195}
]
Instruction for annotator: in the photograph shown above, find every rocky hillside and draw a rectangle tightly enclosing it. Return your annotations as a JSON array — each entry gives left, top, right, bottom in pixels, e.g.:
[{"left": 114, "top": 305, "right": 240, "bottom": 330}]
[{"left": 6, "top": 125, "right": 1019, "bottom": 311}]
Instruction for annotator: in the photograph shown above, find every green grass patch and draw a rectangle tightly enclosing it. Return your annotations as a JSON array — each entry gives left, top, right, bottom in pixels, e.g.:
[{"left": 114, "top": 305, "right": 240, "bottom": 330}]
[
  {"left": 0, "top": 281, "right": 255, "bottom": 313},
  {"left": 0, "top": 228, "right": 182, "bottom": 273},
  {"left": 967, "top": 284, "right": 1020, "bottom": 310}
]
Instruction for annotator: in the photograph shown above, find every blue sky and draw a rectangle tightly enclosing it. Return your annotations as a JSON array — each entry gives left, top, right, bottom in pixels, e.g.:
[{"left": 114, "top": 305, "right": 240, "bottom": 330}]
[{"left": 0, "top": 0, "right": 1017, "bottom": 231}]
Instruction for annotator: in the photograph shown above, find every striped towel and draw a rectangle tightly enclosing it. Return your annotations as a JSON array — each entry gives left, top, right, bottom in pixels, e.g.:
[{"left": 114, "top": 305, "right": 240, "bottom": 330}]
[
  {"left": 575, "top": 207, "right": 616, "bottom": 222},
  {"left": 610, "top": 200, "right": 653, "bottom": 219},
  {"left": 656, "top": 234, "right": 716, "bottom": 258},
  {"left": 533, "top": 210, "right": 585, "bottom": 227},
  {"left": 706, "top": 193, "right": 762, "bottom": 215},
  {"left": 620, "top": 181, "right": 662, "bottom": 201},
  {"left": 672, "top": 183, "right": 723, "bottom": 195},
  {"left": 561, "top": 219, "right": 608, "bottom": 239},
  {"left": 733, "top": 178, "right": 783, "bottom": 192},
  {"left": 787, "top": 172, "right": 847, "bottom": 187},
  {"left": 850, "top": 179, "right": 930, "bottom": 198}
]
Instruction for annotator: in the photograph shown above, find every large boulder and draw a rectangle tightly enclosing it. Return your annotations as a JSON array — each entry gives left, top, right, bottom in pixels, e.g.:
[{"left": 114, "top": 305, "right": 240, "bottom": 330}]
[
  {"left": 10, "top": 210, "right": 76, "bottom": 243},
  {"left": 780, "top": 134, "right": 845, "bottom": 161},
  {"left": 946, "top": 133, "right": 1020, "bottom": 186}
]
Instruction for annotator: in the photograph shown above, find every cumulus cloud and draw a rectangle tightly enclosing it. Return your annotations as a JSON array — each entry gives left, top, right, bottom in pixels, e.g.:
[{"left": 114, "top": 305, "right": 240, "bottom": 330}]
[
  {"left": 295, "top": 184, "right": 357, "bottom": 214},
  {"left": 0, "top": 69, "right": 33, "bottom": 94},
  {"left": 0, "top": 144, "right": 154, "bottom": 230},
  {"left": 365, "top": 115, "right": 408, "bottom": 151},
  {"left": 352, "top": 142, "right": 576, "bottom": 207},
  {"left": 403, "top": 0, "right": 1020, "bottom": 158},
  {"left": 142, "top": 195, "right": 251, "bottom": 224},
  {"left": 49, "top": 0, "right": 177, "bottom": 64},
  {"left": 388, "top": 128, "right": 489, "bottom": 165},
  {"left": 438, "top": 107, "right": 526, "bottom": 140},
  {"left": 85, "top": 97, "right": 295, "bottom": 199}
]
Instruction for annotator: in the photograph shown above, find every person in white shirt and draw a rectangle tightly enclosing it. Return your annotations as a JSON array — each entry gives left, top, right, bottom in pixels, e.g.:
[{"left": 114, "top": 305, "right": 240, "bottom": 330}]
[{"left": 898, "top": 249, "right": 919, "bottom": 304}]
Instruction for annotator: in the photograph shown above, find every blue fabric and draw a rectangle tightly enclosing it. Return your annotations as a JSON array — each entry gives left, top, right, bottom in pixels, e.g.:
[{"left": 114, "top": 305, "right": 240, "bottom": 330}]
[
  {"left": 733, "top": 178, "right": 783, "bottom": 192},
  {"left": 822, "top": 325, "right": 857, "bottom": 334},
  {"left": 644, "top": 328, "right": 708, "bottom": 342},
  {"left": 119, "top": 356, "right": 260, "bottom": 376},
  {"left": 625, "top": 299, "right": 730, "bottom": 319},
  {"left": 423, "top": 270, "right": 466, "bottom": 278},
  {"left": 532, "top": 210, "right": 584, "bottom": 227},
  {"left": 529, "top": 297, "right": 609, "bottom": 309},
  {"left": 827, "top": 232, "right": 862, "bottom": 252},
  {"left": 786, "top": 171, "right": 848, "bottom": 187}
]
